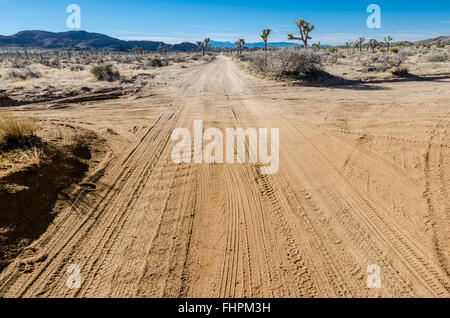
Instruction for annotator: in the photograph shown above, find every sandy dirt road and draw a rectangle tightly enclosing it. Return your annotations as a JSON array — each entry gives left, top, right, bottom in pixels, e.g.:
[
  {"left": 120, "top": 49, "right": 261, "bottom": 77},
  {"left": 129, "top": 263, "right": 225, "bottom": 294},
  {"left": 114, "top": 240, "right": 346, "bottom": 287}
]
[{"left": 0, "top": 56, "right": 449, "bottom": 298}]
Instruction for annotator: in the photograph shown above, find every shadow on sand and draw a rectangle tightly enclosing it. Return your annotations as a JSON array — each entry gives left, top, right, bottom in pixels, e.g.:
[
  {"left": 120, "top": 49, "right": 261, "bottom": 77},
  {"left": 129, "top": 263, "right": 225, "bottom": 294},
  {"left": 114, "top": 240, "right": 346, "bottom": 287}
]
[
  {"left": 288, "top": 71, "right": 450, "bottom": 91},
  {"left": 0, "top": 141, "right": 90, "bottom": 272}
]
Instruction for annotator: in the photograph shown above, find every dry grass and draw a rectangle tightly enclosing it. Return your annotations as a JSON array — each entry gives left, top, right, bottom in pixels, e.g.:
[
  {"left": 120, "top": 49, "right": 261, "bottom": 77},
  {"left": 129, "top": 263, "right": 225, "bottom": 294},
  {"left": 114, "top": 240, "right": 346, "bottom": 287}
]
[
  {"left": 0, "top": 113, "right": 40, "bottom": 161},
  {"left": 0, "top": 113, "right": 38, "bottom": 142},
  {"left": 0, "top": 147, "right": 43, "bottom": 170},
  {"left": 0, "top": 113, "right": 42, "bottom": 170},
  {"left": 0, "top": 51, "right": 209, "bottom": 93}
]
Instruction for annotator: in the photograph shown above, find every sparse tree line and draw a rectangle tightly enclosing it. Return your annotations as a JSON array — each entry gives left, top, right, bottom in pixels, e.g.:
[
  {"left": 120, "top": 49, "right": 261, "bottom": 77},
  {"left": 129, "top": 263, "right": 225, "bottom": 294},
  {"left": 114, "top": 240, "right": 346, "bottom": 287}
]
[
  {"left": 201, "top": 18, "right": 447, "bottom": 79},
  {"left": 0, "top": 18, "right": 448, "bottom": 86},
  {"left": 192, "top": 17, "right": 447, "bottom": 58}
]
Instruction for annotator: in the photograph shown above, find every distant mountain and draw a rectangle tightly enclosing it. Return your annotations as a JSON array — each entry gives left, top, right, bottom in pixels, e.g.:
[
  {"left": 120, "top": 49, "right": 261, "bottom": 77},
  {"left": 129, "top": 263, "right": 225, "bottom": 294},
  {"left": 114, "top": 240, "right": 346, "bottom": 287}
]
[
  {"left": 209, "top": 40, "right": 298, "bottom": 49},
  {"left": 419, "top": 36, "right": 450, "bottom": 43},
  {"left": 0, "top": 30, "right": 197, "bottom": 52}
]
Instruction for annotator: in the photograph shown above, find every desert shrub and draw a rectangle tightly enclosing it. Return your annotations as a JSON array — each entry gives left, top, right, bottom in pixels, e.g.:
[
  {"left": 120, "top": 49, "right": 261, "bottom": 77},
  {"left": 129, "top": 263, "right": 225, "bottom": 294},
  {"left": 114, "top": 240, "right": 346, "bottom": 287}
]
[
  {"left": 0, "top": 113, "right": 39, "bottom": 149},
  {"left": 390, "top": 48, "right": 399, "bottom": 54},
  {"left": 385, "top": 51, "right": 409, "bottom": 76},
  {"left": 71, "top": 134, "right": 91, "bottom": 160},
  {"left": 425, "top": 52, "right": 448, "bottom": 62},
  {"left": 191, "top": 55, "right": 202, "bottom": 61},
  {"left": 249, "top": 48, "right": 321, "bottom": 76},
  {"left": 0, "top": 93, "right": 10, "bottom": 107},
  {"left": 132, "top": 63, "right": 150, "bottom": 70},
  {"left": 41, "top": 58, "right": 61, "bottom": 68},
  {"left": 201, "top": 55, "right": 216, "bottom": 63},
  {"left": 172, "top": 55, "right": 185, "bottom": 63},
  {"left": 390, "top": 67, "right": 409, "bottom": 76},
  {"left": 8, "top": 68, "right": 41, "bottom": 80},
  {"left": 90, "top": 64, "right": 121, "bottom": 81},
  {"left": 386, "top": 51, "right": 408, "bottom": 68},
  {"left": 70, "top": 65, "right": 85, "bottom": 72},
  {"left": 150, "top": 58, "right": 164, "bottom": 67},
  {"left": 325, "top": 52, "right": 339, "bottom": 64},
  {"left": 248, "top": 51, "right": 270, "bottom": 72}
]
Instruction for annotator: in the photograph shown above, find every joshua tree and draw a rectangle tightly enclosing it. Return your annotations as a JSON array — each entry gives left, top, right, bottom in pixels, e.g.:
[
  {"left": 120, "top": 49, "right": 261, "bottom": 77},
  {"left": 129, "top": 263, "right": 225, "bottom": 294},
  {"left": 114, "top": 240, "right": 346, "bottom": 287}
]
[
  {"left": 287, "top": 19, "right": 314, "bottom": 47},
  {"left": 132, "top": 46, "right": 143, "bottom": 55},
  {"left": 197, "top": 38, "right": 211, "bottom": 56},
  {"left": 234, "top": 39, "right": 246, "bottom": 55},
  {"left": 368, "top": 39, "right": 378, "bottom": 51},
  {"left": 157, "top": 44, "right": 165, "bottom": 55},
  {"left": 384, "top": 36, "right": 393, "bottom": 51},
  {"left": 23, "top": 46, "right": 29, "bottom": 59},
  {"left": 345, "top": 41, "right": 353, "bottom": 51},
  {"left": 357, "top": 37, "right": 366, "bottom": 52},
  {"left": 203, "top": 38, "right": 211, "bottom": 55},
  {"left": 260, "top": 29, "right": 271, "bottom": 51},
  {"left": 66, "top": 46, "right": 73, "bottom": 58},
  {"left": 239, "top": 39, "right": 245, "bottom": 54},
  {"left": 312, "top": 42, "right": 321, "bottom": 51},
  {"left": 234, "top": 41, "right": 240, "bottom": 54},
  {"left": 196, "top": 41, "right": 203, "bottom": 53}
]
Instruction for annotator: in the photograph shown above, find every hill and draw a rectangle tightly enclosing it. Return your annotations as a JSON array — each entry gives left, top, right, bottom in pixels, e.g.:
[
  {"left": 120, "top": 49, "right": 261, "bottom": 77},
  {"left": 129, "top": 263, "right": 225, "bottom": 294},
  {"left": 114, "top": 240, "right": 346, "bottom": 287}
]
[
  {"left": 0, "top": 30, "right": 197, "bottom": 52},
  {"left": 419, "top": 36, "right": 450, "bottom": 43}
]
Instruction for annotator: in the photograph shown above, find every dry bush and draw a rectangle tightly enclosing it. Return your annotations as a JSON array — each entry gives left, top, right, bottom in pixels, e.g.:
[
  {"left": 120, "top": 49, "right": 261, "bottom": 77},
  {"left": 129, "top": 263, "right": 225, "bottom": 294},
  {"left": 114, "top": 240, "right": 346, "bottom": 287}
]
[
  {"left": 0, "top": 113, "right": 39, "bottom": 149},
  {"left": 425, "top": 51, "right": 448, "bottom": 62},
  {"left": 0, "top": 146, "right": 44, "bottom": 168},
  {"left": 70, "top": 65, "right": 85, "bottom": 72},
  {"left": 71, "top": 134, "right": 92, "bottom": 160},
  {"left": 386, "top": 51, "right": 409, "bottom": 76},
  {"left": 201, "top": 55, "right": 216, "bottom": 63},
  {"left": 8, "top": 68, "right": 41, "bottom": 80},
  {"left": 249, "top": 48, "right": 321, "bottom": 76},
  {"left": 150, "top": 58, "right": 165, "bottom": 67},
  {"left": 171, "top": 55, "right": 185, "bottom": 63},
  {"left": 90, "top": 64, "right": 121, "bottom": 81},
  {"left": 0, "top": 93, "right": 11, "bottom": 107}
]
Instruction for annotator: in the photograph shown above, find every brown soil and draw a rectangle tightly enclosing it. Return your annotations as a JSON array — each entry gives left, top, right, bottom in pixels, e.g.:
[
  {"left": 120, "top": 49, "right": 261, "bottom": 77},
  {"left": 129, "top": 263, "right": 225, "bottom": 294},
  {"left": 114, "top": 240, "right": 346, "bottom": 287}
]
[{"left": 0, "top": 56, "right": 448, "bottom": 298}]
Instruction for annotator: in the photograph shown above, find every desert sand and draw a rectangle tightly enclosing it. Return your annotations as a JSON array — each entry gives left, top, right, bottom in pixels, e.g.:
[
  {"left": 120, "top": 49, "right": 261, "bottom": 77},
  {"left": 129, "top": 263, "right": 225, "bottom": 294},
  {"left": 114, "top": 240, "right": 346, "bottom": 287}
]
[{"left": 0, "top": 56, "right": 449, "bottom": 297}]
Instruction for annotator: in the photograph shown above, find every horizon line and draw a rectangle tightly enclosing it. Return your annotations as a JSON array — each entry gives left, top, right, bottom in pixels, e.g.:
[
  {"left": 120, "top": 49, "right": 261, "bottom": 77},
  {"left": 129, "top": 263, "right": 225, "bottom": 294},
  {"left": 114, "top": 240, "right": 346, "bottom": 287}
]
[{"left": 1, "top": 29, "right": 449, "bottom": 47}]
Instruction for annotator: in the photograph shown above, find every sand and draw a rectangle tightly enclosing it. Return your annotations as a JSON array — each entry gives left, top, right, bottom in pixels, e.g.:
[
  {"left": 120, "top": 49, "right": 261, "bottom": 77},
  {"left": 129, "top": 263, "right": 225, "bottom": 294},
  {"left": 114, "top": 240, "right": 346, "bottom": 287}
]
[{"left": 0, "top": 56, "right": 449, "bottom": 297}]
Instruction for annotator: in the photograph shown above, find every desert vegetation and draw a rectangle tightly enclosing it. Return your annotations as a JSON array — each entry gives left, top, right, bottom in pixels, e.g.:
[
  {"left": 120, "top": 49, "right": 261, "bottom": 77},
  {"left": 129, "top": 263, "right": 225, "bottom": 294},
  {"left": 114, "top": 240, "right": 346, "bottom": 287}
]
[
  {"left": 234, "top": 43, "right": 449, "bottom": 82},
  {"left": 1, "top": 20, "right": 447, "bottom": 102},
  {"left": 0, "top": 49, "right": 216, "bottom": 106},
  {"left": 216, "top": 19, "right": 449, "bottom": 83}
]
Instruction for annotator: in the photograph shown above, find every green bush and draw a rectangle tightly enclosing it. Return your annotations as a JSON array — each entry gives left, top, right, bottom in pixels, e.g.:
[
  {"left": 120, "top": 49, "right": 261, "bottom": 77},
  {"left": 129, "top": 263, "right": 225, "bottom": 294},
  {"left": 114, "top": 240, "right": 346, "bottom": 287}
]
[{"left": 390, "top": 48, "right": 399, "bottom": 54}]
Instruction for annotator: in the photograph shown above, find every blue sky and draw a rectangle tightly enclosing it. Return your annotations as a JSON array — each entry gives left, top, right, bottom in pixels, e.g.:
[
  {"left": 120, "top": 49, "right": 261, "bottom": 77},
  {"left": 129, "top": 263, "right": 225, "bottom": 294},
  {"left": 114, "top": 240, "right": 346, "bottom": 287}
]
[{"left": 0, "top": 0, "right": 449, "bottom": 44}]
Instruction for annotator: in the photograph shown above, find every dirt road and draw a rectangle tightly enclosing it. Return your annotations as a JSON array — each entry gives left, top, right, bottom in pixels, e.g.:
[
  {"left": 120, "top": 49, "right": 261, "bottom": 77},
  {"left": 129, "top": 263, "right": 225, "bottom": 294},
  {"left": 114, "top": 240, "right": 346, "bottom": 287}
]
[{"left": 0, "top": 56, "right": 449, "bottom": 297}]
